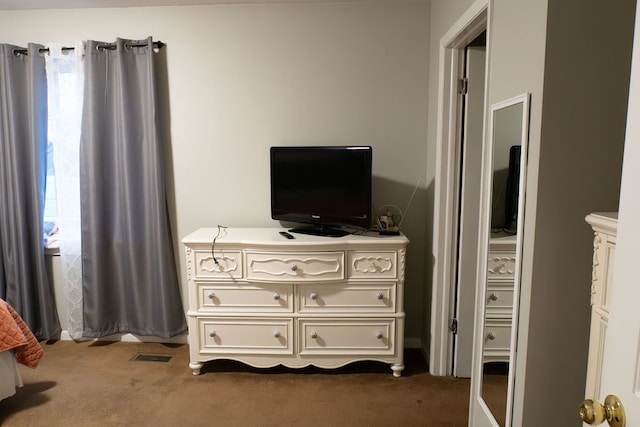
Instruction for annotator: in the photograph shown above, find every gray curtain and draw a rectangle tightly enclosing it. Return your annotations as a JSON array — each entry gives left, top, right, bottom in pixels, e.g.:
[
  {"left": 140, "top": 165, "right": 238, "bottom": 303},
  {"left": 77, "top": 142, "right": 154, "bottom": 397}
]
[
  {"left": 80, "top": 38, "right": 186, "bottom": 338},
  {"left": 0, "top": 43, "right": 61, "bottom": 340}
]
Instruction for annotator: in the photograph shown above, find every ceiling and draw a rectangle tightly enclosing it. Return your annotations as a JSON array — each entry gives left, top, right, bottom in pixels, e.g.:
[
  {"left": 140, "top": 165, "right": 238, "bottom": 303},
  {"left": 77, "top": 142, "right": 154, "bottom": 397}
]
[{"left": 0, "top": 0, "right": 420, "bottom": 11}]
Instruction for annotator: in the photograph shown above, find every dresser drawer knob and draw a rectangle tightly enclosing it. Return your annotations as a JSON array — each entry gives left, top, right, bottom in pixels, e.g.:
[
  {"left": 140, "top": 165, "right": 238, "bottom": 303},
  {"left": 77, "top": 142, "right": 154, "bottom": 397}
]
[
  {"left": 273, "top": 331, "right": 281, "bottom": 338},
  {"left": 310, "top": 292, "right": 318, "bottom": 301},
  {"left": 376, "top": 332, "right": 383, "bottom": 339},
  {"left": 208, "top": 292, "right": 216, "bottom": 299},
  {"left": 209, "top": 330, "right": 217, "bottom": 338},
  {"left": 376, "top": 292, "right": 384, "bottom": 300},
  {"left": 489, "top": 293, "right": 498, "bottom": 301},
  {"left": 487, "top": 332, "right": 496, "bottom": 340},
  {"left": 273, "top": 293, "right": 281, "bottom": 301},
  {"left": 291, "top": 264, "right": 298, "bottom": 272},
  {"left": 310, "top": 331, "right": 318, "bottom": 339}
]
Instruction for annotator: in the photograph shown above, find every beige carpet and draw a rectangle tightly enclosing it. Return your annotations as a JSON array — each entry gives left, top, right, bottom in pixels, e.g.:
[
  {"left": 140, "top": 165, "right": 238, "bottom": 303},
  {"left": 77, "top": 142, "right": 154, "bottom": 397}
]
[{"left": 0, "top": 341, "right": 475, "bottom": 427}]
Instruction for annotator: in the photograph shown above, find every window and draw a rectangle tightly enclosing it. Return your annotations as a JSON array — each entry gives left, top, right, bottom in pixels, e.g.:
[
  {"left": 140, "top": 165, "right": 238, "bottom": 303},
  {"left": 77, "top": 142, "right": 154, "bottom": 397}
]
[{"left": 44, "top": 139, "right": 59, "bottom": 248}]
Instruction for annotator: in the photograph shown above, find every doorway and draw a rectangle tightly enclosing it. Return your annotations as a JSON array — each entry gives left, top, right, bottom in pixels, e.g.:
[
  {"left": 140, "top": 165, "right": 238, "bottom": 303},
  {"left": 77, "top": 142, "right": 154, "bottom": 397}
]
[
  {"left": 453, "top": 33, "right": 487, "bottom": 378},
  {"left": 430, "top": 0, "right": 489, "bottom": 377}
]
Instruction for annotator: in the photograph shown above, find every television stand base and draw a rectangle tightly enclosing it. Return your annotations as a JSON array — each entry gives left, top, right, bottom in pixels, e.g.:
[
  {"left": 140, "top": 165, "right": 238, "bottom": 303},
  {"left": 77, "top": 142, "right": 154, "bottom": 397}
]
[{"left": 289, "top": 226, "right": 349, "bottom": 238}]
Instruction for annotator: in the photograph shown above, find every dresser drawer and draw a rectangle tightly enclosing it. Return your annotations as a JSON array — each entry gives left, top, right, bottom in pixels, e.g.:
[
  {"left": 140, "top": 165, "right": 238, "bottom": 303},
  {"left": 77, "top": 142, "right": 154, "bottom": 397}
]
[
  {"left": 485, "top": 285, "right": 514, "bottom": 318},
  {"left": 298, "top": 319, "right": 395, "bottom": 355},
  {"left": 191, "top": 249, "right": 243, "bottom": 280},
  {"left": 347, "top": 251, "right": 397, "bottom": 279},
  {"left": 246, "top": 251, "right": 344, "bottom": 282},
  {"left": 298, "top": 283, "right": 395, "bottom": 313},
  {"left": 199, "top": 318, "right": 293, "bottom": 354},
  {"left": 197, "top": 284, "right": 293, "bottom": 313},
  {"left": 487, "top": 252, "right": 516, "bottom": 279},
  {"left": 483, "top": 319, "right": 512, "bottom": 352}
]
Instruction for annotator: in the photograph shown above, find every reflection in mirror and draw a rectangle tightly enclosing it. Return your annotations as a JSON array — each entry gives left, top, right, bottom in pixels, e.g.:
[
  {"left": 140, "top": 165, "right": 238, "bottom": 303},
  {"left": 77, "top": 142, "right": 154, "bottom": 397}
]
[{"left": 479, "top": 95, "right": 529, "bottom": 426}]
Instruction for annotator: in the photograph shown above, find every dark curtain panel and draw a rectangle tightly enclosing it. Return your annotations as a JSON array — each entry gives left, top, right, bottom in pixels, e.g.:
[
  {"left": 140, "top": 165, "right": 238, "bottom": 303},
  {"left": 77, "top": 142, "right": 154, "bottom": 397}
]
[
  {"left": 80, "top": 38, "right": 186, "bottom": 338},
  {"left": 0, "top": 43, "right": 61, "bottom": 340}
]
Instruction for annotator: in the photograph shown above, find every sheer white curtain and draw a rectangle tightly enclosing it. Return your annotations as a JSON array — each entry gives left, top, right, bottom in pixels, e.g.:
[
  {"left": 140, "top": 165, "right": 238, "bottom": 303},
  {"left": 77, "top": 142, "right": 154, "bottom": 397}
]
[{"left": 45, "top": 42, "right": 85, "bottom": 339}]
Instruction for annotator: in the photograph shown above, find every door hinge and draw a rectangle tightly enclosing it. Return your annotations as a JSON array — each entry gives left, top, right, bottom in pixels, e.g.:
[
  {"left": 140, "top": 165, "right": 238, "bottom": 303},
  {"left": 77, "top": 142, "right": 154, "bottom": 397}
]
[
  {"left": 448, "top": 318, "right": 458, "bottom": 334},
  {"left": 457, "top": 78, "right": 468, "bottom": 95}
]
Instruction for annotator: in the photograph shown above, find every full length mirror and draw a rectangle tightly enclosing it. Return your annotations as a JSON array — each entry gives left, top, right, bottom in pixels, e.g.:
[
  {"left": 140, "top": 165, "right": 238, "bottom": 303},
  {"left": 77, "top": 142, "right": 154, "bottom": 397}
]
[{"left": 478, "top": 94, "right": 529, "bottom": 426}]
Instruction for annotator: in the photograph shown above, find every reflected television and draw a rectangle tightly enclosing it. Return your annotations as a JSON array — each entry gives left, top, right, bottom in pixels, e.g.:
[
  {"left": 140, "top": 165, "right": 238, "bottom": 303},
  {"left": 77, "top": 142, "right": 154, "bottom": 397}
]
[{"left": 504, "top": 145, "right": 521, "bottom": 234}]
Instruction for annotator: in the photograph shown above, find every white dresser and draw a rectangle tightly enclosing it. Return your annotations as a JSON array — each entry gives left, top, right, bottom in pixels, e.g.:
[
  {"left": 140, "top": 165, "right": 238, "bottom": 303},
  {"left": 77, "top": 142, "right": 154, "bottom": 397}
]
[
  {"left": 182, "top": 228, "right": 409, "bottom": 376},
  {"left": 483, "top": 233, "right": 517, "bottom": 363},
  {"left": 584, "top": 212, "right": 618, "bottom": 401}
]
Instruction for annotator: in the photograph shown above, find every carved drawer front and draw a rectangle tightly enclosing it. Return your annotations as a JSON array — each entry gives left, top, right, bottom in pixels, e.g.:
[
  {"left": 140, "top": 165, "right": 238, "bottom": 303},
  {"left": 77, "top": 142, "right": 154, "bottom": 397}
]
[
  {"left": 192, "top": 249, "right": 243, "bottom": 280},
  {"left": 297, "top": 283, "right": 396, "bottom": 313},
  {"left": 245, "top": 251, "right": 344, "bottom": 282},
  {"left": 485, "top": 284, "right": 514, "bottom": 319},
  {"left": 197, "top": 284, "right": 293, "bottom": 313},
  {"left": 298, "top": 319, "right": 395, "bottom": 355},
  {"left": 483, "top": 319, "right": 512, "bottom": 362},
  {"left": 487, "top": 251, "right": 516, "bottom": 280},
  {"left": 199, "top": 318, "right": 293, "bottom": 354},
  {"left": 347, "top": 251, "right": 397, "bottom": 279}
]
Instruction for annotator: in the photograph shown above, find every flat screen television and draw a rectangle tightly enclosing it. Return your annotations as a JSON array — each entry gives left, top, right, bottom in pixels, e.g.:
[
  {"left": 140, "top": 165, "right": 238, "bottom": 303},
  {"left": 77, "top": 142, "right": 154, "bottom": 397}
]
[
  {"left": 270, "top": 146, "right": 372, "bottom": 237},
  {"left": 503, "top": 145, "right": 521, "bottom": 234}
]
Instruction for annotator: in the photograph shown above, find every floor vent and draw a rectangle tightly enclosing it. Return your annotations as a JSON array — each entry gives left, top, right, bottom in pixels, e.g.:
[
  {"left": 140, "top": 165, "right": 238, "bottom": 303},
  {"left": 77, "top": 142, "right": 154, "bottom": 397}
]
[{"left": 131, "top": 353, "right": 174, "bottom": 363}]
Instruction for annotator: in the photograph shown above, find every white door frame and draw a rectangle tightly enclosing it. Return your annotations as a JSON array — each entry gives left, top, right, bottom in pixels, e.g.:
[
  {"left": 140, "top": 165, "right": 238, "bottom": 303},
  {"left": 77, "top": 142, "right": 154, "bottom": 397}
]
[{"left": 430, "top": 0, "right": 490, "bottom": 376}]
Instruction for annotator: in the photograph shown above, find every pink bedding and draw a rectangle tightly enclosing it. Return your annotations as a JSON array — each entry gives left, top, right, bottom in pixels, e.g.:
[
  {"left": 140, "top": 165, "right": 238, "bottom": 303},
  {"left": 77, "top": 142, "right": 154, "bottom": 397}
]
[{"left": 0, "top": 299, "right": 44, "bottom": 368}]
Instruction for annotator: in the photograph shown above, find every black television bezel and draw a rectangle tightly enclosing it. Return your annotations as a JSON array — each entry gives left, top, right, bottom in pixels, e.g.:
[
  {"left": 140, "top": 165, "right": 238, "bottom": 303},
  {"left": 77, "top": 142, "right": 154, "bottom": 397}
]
[{"left": 270, "top": 145, "right": 373, "bottom": 236}]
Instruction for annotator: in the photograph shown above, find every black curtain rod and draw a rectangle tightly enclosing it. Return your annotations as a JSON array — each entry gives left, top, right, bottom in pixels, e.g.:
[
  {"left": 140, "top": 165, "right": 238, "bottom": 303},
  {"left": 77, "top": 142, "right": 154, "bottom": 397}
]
[{"left": 13, "top": 41, "right": 165, "bottom": 56}]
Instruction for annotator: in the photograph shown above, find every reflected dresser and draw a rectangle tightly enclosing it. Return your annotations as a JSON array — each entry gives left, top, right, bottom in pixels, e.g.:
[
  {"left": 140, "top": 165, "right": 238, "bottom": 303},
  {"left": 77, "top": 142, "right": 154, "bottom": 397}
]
[{"left": 484, "top": 233, "right": 517, "bottom": 363}]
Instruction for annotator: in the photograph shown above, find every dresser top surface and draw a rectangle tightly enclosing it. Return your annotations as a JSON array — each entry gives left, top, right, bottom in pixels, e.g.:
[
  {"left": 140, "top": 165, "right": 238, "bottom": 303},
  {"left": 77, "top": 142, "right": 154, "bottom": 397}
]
[
  {"left": 182, "top": 227, "right": 409, "bottom": 248},
  {"left": 586, "top": 212, "right": 618, "bottom": 235}
]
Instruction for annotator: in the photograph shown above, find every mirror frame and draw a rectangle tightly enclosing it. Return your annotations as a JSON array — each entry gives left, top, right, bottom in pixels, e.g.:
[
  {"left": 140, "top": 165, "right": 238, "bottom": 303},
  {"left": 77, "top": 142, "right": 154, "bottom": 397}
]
[{"left": 469, "top": 93, "right": 530, "bottom": 426}]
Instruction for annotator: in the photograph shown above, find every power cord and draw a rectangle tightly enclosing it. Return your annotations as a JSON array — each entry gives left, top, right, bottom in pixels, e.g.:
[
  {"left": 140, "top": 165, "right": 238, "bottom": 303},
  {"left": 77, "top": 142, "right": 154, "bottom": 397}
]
[{"left": 211, "top": 225, "right": 228, "bottom": 265}]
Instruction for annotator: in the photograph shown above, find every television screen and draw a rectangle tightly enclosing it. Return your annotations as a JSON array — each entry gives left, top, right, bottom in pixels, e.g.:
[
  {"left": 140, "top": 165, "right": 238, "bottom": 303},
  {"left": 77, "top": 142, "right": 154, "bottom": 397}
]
[
  {"left": 503, "top": 145, "right": 521, "bottom": 234},
  {"left": 270, "top": 146, "right": 372, "bottom": 237}
]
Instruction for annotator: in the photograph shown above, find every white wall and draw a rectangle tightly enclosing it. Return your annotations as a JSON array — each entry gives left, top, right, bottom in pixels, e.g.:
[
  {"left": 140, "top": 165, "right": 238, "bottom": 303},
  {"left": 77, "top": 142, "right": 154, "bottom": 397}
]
[
  {"left": 0, "top": 3, "right": 430, "bottom": 341},
  {"left": 484, "top": 2, "right": 549, "bottom": 422},
  {"left": 513, "top": 0, "right": 634, "bottom": 425}
]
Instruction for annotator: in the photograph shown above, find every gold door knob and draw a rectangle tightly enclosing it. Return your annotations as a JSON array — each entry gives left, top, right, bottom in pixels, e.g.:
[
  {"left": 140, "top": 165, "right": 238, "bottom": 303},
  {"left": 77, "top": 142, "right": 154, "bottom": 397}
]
[{"left": 579, "top": 395, "right": 625, "bottom": 427}]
